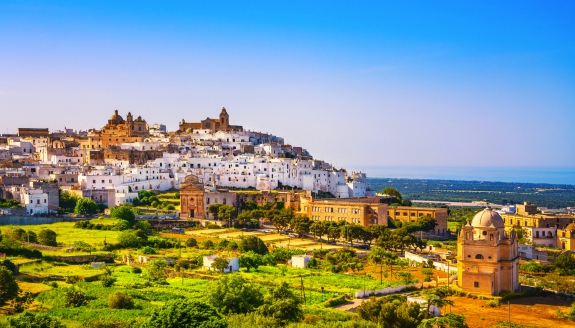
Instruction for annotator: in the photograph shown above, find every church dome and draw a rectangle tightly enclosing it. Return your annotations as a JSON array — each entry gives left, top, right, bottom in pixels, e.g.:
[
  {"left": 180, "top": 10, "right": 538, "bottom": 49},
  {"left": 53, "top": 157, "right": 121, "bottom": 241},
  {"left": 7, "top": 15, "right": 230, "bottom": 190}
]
[
  {"left": 109, "top": 110, "right": 124, "bottom": 124},
  {"left": 471, "top": 207, "right": 505, "bottom": 228}
]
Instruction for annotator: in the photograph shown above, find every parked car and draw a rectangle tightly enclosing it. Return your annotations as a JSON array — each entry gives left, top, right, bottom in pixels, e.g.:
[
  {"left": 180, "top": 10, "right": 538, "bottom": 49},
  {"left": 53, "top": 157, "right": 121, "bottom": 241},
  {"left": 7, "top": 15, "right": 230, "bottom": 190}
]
[
  {"left": 263, "top": 229, "right": 273, "bottom": 233},
  {"left": 325, "top": 240, "right": 336, "bottom": 245},
  {"left": 355, "top": 244, "right": 370, "bottom": 250},
  {"left": 288, "top": 233, "right": 298, "bottom": 238}
]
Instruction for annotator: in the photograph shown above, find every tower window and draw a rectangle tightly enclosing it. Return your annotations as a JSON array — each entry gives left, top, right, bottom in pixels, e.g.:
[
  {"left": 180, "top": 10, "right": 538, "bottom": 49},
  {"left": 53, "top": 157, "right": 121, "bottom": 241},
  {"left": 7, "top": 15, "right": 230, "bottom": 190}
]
[
  {"left": 474, "top": 282, "right": 479, "bottom": 288},
  {"left": 475, "top": 254, "right": 484, "bottom": 259}
]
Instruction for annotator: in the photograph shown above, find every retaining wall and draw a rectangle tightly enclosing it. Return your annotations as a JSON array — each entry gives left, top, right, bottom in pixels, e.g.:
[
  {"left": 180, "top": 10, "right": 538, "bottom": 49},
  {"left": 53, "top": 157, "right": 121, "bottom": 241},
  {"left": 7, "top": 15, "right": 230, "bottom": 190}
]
[{"left": 0, "top": 216, "right": 76, "bottom": 226}]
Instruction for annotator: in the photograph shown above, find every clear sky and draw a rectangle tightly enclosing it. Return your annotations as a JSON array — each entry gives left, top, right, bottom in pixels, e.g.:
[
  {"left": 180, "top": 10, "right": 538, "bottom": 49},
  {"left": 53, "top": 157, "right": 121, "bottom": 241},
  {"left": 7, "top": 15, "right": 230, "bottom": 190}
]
[{"left": 1, "top": 1, "right": 574, "bottom": 174}]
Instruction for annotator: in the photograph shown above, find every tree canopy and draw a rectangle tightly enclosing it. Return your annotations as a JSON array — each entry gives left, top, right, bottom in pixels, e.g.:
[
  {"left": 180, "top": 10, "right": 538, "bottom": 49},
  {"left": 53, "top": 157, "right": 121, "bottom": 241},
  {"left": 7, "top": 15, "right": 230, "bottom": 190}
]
[
  {"left": 207, "top": 274, "right": 264, "bottom": 315},
  {"left": 257, "top": 282, "right": 303, "bottom": 325},
  {"left": 110, "top": 206, "right": 136, "bottom": 226},
  {"left": 74, "top": 198, "right": 98, "bottom": 215},
  {"left": 142, "top": 299, "right": 227, "bottom": 328},
  {"left": 0, "top": 266, "right": 19, "bottom": 306}
]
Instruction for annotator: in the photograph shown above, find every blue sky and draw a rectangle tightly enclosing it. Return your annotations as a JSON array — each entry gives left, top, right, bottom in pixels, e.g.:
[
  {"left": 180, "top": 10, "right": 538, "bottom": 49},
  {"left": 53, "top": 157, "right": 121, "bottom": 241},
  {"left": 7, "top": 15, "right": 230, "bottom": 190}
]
[{"left": 1, "top": 1, "right": 574, "bottom": 175}]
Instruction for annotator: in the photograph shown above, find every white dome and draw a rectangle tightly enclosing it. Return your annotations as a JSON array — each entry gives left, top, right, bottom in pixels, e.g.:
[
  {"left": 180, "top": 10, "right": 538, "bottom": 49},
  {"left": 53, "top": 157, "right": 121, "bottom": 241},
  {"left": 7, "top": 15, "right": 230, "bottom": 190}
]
[{"left": 471, "top": 207, "right": 504, "bottom": 228}]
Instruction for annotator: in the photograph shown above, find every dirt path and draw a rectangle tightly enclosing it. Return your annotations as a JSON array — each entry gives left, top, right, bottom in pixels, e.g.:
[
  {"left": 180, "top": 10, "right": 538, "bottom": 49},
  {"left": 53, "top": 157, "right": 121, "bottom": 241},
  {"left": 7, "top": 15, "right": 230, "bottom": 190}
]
[{"left": 447, "top": 296, "right": 573, "bottom": 328}]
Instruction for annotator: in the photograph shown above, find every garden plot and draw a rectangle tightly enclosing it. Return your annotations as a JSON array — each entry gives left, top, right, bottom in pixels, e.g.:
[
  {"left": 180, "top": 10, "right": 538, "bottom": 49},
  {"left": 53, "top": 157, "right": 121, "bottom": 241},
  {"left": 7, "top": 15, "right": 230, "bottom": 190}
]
[{"left": 3, "top": 222, "right": 122, "bottom": 246}]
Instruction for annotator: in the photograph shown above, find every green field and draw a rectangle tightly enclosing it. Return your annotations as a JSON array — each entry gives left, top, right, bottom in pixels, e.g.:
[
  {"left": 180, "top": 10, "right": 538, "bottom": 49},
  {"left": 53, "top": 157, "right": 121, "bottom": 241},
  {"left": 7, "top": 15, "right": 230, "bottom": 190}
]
[{"left": 0, "top": 222, "right": 403, "bottom": 327}]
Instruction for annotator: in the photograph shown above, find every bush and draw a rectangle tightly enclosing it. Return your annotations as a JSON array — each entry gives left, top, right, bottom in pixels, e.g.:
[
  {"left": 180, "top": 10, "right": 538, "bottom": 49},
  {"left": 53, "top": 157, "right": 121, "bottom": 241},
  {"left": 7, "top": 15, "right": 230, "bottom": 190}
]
[
  {"left": 108, "top": 291, "right": 133, "bottom": 309},
  {"left": 207, "top": 223, "right": 221, "bottom": 229},
  {"left": 132, "top": 267, "right": 142, "bottom": 274},
  {"left": 166, "top": 204, "right": 176, "bottom": 211},
  {"left": 485, "top": 299, "right": 501, "bottom": 308},
  {"left": 141, "top": 246, "right": 158, "bottom": 255},
  {"left": 142, "top": 299, "right": 227, "bottom": 328},
  {"left": 113, "top": 219, "right": 131, "bottom": 231},
  {"left": 200, "top": 240, "right": 214, "bottom": 249},
  {"left": 38, "top": 229, "right": 58, "bottom": 246},
  {"left": 100, "top": 275, "right": 117, "bottom": 287},
  {"left": 110, "top": 206, "right": 136, "bottom": 226},
  {"left": 0, "top": 266, "right": 19, "bottom": 306},
  {"left": 185, "top": 238, "right": 198, "bottom": 247},
  {"left": 7, "top": 311, "right": 66, "bottom": 328},
  {"left": 65, "top": 289, "right": 87, "bottom": 307},
  {"left": 117, "top": 230, "right": 143, "bottom": 248}
]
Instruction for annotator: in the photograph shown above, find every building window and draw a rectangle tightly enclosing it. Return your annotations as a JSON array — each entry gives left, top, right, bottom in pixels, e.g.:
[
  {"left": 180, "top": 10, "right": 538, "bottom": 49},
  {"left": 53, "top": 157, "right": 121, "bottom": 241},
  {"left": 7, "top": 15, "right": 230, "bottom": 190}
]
[
  {"left": 475, "top": 254, "right": 484, "bottom": 259},
  {"left": 474, "top": 282, "right": 479, "bottom": 288}
]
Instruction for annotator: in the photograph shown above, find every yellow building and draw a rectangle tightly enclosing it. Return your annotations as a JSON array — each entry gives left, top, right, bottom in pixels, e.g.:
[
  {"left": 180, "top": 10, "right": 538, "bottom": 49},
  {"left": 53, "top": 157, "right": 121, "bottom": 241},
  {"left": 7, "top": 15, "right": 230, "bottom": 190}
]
[
  {"left": 557, "top": 223, "right": 575, "bottom": 251},
  {"left": 387, "top": 206, "right": 448, "bottom": 235},
  {"left": 457, "top": 208, "right": 519, "bottom": 295},
  {"left": 299, "top": 196, "right": 387, "bottom": 227}
]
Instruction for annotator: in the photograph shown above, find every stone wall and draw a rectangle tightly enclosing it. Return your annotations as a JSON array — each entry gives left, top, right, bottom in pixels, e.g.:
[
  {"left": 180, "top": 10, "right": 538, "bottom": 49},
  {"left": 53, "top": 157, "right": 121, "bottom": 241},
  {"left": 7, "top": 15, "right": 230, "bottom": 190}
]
[{"left": 0, "top": 216, "right": 75, "bottom": 225}]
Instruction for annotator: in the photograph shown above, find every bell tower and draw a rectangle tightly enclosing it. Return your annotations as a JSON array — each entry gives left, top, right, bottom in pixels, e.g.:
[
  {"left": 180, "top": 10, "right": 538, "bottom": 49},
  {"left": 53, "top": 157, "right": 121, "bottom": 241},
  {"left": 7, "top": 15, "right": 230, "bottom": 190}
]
[{"left": 219, "top": 107, "right": 229, "bottom": 130}]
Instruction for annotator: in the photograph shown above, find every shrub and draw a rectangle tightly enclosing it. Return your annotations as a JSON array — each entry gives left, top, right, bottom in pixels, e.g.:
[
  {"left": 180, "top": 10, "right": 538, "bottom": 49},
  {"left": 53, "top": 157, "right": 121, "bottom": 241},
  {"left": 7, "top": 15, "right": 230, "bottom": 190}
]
[
  {"left": 65, "top": 289, "right": 87, "bottom": 307},
  {"left": 117, "top": 230, "right": 143, "bottom": 248},
  {"left": 142, "top": 299, "right": 227, "bottom": 328},
  {"left": 113, "top": 219, "right": 131, "bottom": 231},
  {"left": 141, "top": 246, "right": 158, "bottom": 255},
  {"left": 108, "top": 291, "right": 133, "bottom": 309},
  {"left": 0, "top": 266, "right": 19, "bottom": 306},
  {"left": 132, "top": 267, "right": 142, "bottom": 274},
  {"left": 7, "top": 311, "right": 66, "bottom": 328},
  {"left": 485, "top": 299, "right": 501, "bottom": 308},
  {"left": 207, "top": 223, "right": 221, "bottom": 229},
  {"left": 185, "top": 238, "right": 197, "bottom": 247},
  {"left": 38, "top": 229, "right": 58, "bottom": 246},
  {"left": 100, "top": 275, "right": 117, "bottom": 287},
  {"left": 200, "top": 240, "right": 214, "bottom": 249},
  {"left": 166, "top": 204, "right": 176, "bottom": 211}
]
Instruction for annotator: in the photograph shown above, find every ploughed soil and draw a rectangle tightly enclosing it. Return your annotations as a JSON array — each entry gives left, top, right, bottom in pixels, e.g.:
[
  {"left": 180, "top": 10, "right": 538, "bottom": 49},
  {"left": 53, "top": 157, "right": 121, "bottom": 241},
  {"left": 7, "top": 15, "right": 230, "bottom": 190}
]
[{"left": 447, "top": 296, "right": 573, "bottom": 328}]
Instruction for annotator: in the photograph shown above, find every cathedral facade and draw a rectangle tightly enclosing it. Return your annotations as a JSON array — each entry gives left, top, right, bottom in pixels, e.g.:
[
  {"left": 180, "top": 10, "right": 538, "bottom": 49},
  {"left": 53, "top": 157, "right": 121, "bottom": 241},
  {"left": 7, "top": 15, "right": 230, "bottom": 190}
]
[{"left": 179, "top": 107, "right": 243, "bottom": 133}]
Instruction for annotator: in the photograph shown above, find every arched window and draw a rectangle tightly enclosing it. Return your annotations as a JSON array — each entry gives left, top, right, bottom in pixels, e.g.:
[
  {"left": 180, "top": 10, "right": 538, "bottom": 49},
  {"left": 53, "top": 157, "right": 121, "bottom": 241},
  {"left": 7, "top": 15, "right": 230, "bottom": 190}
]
[
  {"left": 482, "top": 231, "right": 487, "bottom": 236},
  {"left": 475, "top": 254, "right": 484, "bottom": 259}
]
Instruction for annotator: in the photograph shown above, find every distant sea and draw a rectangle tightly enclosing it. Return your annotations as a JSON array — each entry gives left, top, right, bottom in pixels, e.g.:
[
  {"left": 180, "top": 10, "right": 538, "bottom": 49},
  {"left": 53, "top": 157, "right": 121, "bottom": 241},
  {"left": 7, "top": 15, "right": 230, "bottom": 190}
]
[{"left": 346, "top": 166, "right": 575, "bottom": 185}]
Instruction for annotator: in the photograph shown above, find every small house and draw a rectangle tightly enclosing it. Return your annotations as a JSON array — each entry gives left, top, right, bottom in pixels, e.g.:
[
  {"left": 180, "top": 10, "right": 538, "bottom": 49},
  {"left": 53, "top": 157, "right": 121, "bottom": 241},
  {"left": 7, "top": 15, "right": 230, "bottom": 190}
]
[
  {"left": 291, "top": 255, "right": 312, "bottom": 268},
  {"left": 138, "top": 256, "right": 149, "bottom": 264},
  {"left": 203, "top": 255, "right": 239, "bottom": 273}
]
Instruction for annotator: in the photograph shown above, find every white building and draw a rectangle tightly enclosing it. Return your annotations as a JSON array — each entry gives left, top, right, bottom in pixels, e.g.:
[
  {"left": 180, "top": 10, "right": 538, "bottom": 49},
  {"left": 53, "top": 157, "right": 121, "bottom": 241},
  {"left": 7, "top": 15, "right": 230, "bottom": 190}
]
[
  {"left": 22, "top": 189, "right": 49, "bottom": 215},
  {"left": 291, "top": 255, "right": 312, "bottom": 268},
  {"left": 202, "top": 256, "right": 239, "bottom": 273}
]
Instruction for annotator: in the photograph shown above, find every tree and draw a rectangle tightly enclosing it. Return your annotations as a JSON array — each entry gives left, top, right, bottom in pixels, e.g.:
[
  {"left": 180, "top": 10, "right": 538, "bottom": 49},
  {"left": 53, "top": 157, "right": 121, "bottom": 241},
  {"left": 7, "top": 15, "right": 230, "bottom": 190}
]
[
  {"left": 257, "top": 282, "right": 303, "bottom": 325},
  {"left": 271, "top": 208, "right": 294, "bottom": 232},
  {"left": 290, "top": 216, "right": 311, "bottom": 237},
  {"left": 110, "top": 206, "right": 136, "bottom": 226},
  {"left": 310, "top": 221, "right": 328, "bottom": 248},
  {"left": 135, "top": 220, "right": 151, "bottom": 231},
  {"left": 59, "top": 189, "right": 79, "bottom": 212},
  {"left": 382, "top": 187, "right": 402, "bottom": 202},
  {"left": 422, "top": 288, "right": 454, "bottom": 316},
  {"left": 555, "top": 252, "right": 575, "bottom": 275},
  {"left": 327, "top": 224, "right": 341, "bottom": 242},
  {"left": 419, "top": 313, "right": 469, "bottom": 328},
  {"left": 117, "top": 230, "right": 143, "bottom": 248},
  {"left": 368, "top": 247, "right": 387, "bottom": 285},
  {"left": 241, "top": 200, "right": 258, "bottom": 211},
  {"left": 74, "top": 198, "right": 98, "bottom": 215},
  {"left": 0, "top": 266, "right": 19, "bottom": 306},
  {"left": 218, "top": 204, "right": 237, "bottom": 227},
  {"left": 421, "top": 269, "right": 433, "bottom": 282},
  {"left": 212, "top": 257, "right": 230, "bottom": 273},
  {"left": 239, "top": 251, "right": 262, "bottom": 272},
  {"left": 358, "top": 296, "right": 424, "bottom": 328},
  {"left": 37, "top": 229, "right": 57, "bottom": 247},
  {"left": 7, "top": 311, "right": 66, "bottom": 328},
  {"left": 237, "top": 210, "right": 253, "bottom": 226},
  {"left": 238, "top": 236, "right": 268, "bottom": 255},
  {"left": 208, "top": 204, "right": 223, "bottom": 220},
  {"left": 207, "top": 274, "right": 264, "bottom": 314},
  {"left": 146, "top": 260, "right": 167, "bottom": 282},
  {"left": 142, "top": 299, "right": 227, "bottom": 328}
]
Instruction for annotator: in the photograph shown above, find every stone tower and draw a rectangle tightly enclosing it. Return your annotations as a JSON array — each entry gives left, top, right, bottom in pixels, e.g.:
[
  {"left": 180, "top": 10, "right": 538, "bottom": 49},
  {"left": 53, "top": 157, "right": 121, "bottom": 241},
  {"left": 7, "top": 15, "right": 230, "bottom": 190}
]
[
  {"left": 219, "top": 107, "right": 229, "bottom": 130},
  {"left": 457, "top": 207, "right": 520, "bottom": 295}
]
